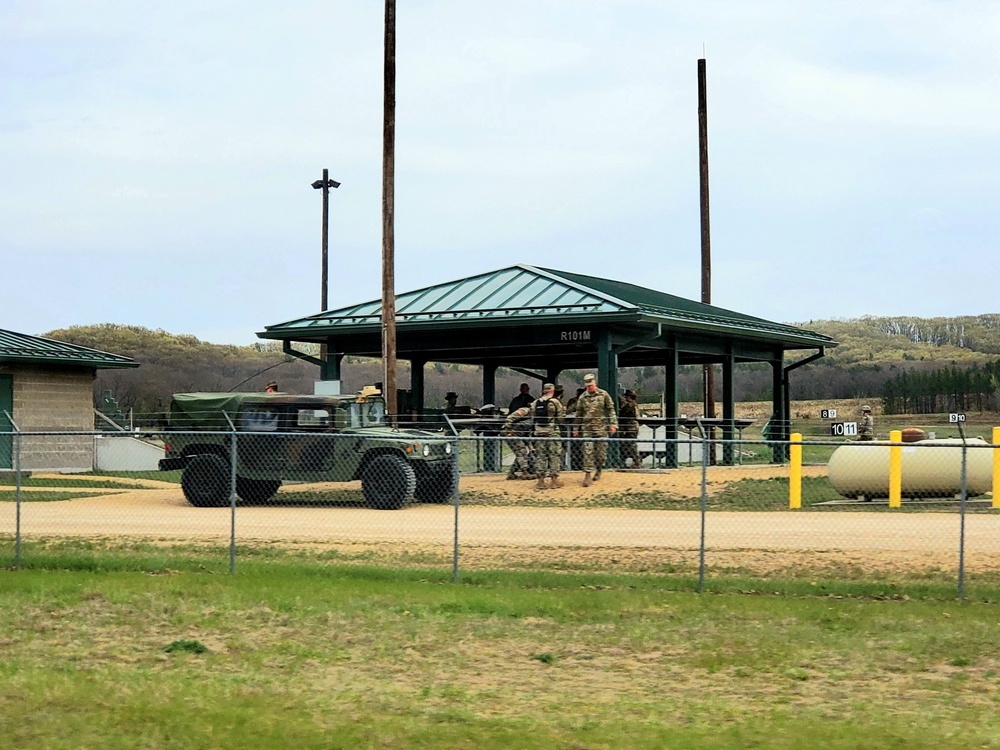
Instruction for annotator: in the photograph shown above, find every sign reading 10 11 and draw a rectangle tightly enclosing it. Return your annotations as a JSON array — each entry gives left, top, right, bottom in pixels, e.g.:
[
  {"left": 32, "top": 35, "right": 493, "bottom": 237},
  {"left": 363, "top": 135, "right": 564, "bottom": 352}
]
[
  {"left": 949, "top": 413, "right": 967, "bottom": 423},
  {"left": 820, "top": 408, "right": 838, "bottom": 419},
  {"left": 830, "top": 421, "right": 858, "bottom": 437}
]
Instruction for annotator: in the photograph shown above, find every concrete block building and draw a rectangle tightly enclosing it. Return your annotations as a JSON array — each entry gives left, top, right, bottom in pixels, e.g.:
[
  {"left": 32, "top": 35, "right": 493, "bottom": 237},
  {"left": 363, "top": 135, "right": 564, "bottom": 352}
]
[{"left": 0, "top": 329, "right": 138, "bottom": 471}]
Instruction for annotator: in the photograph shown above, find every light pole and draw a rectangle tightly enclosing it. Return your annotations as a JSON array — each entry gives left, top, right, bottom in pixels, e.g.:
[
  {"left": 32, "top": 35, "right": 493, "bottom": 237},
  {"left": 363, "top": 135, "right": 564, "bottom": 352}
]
[
  {"left": 312, "top": 169, "right": 341, "bottom": 313},
  {"left": 312, "top": 169, "right": 340, "bottom": 375}
]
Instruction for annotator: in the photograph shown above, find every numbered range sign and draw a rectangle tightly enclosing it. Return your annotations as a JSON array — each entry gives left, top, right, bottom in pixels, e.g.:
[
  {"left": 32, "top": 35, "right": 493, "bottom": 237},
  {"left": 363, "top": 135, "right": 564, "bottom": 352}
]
[
  {"left": 820, "top": 409, "right": 838, "bottom": 420},
  {"left": 830, "top": 421, "right": 858, "bottom": 437},
  {"left": 949, "top": 413, "right": 967, "bottom": 423}
]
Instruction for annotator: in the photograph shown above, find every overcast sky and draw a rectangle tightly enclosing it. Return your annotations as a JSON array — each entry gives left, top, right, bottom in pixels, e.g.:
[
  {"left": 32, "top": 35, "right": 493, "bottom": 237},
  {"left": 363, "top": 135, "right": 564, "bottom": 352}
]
[{"left": 2, "top": 1, "right": 997, "bottom": 345}]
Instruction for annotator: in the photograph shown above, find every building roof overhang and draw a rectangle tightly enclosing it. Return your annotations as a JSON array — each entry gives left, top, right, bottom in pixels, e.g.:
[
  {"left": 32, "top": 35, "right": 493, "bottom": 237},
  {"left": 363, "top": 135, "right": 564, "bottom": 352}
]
[{"left": 0, "top": 329, "right": 139, "bottom": 370}]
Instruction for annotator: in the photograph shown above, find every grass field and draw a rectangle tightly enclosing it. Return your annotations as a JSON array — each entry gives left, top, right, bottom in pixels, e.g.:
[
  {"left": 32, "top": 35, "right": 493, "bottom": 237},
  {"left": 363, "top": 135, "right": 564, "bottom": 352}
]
[{"left": 1, "top": 551, "right": 999, "bottom": 749}]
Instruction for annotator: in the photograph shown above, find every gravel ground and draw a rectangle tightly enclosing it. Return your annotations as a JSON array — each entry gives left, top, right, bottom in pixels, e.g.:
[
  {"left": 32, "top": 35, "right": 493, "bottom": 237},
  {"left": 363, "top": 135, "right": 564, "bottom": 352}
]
[{"left": 5, "top": 466, "right": 999, "bottom": 576}]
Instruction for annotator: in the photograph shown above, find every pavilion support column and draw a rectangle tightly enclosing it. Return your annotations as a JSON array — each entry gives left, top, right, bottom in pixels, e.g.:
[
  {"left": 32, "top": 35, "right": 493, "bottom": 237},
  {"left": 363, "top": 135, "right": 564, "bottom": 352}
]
[
  {"left": 482, "top": 364, "right": 497, "bottom": 410},
  {"left": 770, "top": 358, "right": 787, "bottom": 463},
  {"left": 722, "top": 348, "right": 735, "bottom": 465},
  {"left": 664, "top": 345, "right": 679, "bottom": 468},
  {"left": 782, "top": 368, "right": 792, "bottom": 462},
  {"left": 321, "top": 350, "right": 343, "bottom": 384},
  {"left": 596, "top": 330, "right": 619, "bottom": 468},
  {"left": 409, "top": 358, "right": 426, "bottom": 417},
  {"left": 482, "top": 363, "right": 500, "bottom": 472},
  {"left": 596, "top": 330, "right": 618, "bottom": 401}
]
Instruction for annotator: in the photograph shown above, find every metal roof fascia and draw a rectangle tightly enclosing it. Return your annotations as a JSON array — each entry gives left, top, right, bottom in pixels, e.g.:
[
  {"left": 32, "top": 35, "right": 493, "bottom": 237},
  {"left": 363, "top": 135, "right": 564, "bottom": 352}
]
[
  {"left": 0, "top": 353, "right": 138, "bottom": 369},
  {"left": 269, "top": 309, "right": 639, "bottom": 341},
  {"left": 634, "top": 312, "right": 833, "bottom": 347}
]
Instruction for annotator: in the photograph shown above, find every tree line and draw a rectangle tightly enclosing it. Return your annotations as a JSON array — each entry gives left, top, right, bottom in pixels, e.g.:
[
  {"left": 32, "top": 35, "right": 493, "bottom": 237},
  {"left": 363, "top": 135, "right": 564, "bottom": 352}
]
[
  {"left": 43, "top": 316, "right": 1000, "bottom": 417},
  {"left": 880, "top": 360, "right": 1000, "bottom": 415}
]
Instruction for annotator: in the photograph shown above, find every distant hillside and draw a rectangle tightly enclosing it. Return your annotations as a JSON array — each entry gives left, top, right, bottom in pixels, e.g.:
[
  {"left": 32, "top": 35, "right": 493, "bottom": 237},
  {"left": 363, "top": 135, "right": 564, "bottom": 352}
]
[
  {"left": 44, "top": 316, "right": 1000, "bottom": 414},
  {"left": 792, "top": 315, "right": 1000, "bottom": 366}
]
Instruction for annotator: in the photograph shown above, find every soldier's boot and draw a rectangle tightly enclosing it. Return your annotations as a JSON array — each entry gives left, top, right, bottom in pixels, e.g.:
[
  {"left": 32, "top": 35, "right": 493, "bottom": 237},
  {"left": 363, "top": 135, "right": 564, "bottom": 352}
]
[
  {"left": 506, "top": 469, "right": 518, "bottom": 480},
  {"left": 522, "top": 473, "right": 537, "bottom": 480},
  {"left": 593, "top": 469, "right": 601, "bottom": 482},
  {"left": 549, "top": 476, "right": 563, "bottom": 489},
  {"left": 582, "top": 472, "right": 592, "bottom": 487},
  {"left": 535, "top": 477, "right": 547, "bottom": 490}
]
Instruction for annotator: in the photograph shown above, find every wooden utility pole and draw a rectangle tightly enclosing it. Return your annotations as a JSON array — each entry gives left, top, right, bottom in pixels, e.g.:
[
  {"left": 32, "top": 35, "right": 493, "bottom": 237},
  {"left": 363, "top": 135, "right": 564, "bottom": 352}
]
[
  {"left": 698, "top": 57, "right": 716, "bottom": 422},
  {"left": 381, "top": 0, "right": 398, "bottom": 416}
]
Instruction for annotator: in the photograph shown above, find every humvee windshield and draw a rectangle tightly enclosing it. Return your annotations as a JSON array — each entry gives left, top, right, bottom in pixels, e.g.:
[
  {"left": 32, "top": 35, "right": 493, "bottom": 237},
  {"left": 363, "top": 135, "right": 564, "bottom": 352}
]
[
  {"left": 353, "top": 400, "right": 385, "bottom": 427},
  {"left": 237, "top": 399, "right": 386, "bottom": 433}
]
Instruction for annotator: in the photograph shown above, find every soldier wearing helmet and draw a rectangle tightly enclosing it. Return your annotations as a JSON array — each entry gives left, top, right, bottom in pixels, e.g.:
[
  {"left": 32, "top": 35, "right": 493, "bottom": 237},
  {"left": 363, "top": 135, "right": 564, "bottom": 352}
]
[{"left": 858, "top": 404, "right": 874, "bottom": 441}]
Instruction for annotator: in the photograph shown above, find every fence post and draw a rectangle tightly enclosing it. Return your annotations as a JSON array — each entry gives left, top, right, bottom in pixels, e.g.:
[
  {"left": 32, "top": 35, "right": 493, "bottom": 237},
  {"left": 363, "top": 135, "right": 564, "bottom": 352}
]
[
  {"left": 4, "top": 411, "right": 22, "bottom": 567},
  {"left": 698, "top": 428, "right": 708, "bottom": 594},
  {"left": 958, "top": 428, "right": 968, "bottom": 599},
  {"left": 789, "top": 433, "right": 802, "bottom": 509},
  {"left": 992, "top": 427, "right": 1000, "bottom": 510},
  {"left": 888, "top": 430, "right": 902, "bottom": 508},
  {"left": 452, "top": 433, "right": 461, "bottom": 583},
  {"left": 14, "top": 422, "right": 22, "bottom": 568},
  {"left": 225, "top": 418, "right": 238, "bottom": 576}
]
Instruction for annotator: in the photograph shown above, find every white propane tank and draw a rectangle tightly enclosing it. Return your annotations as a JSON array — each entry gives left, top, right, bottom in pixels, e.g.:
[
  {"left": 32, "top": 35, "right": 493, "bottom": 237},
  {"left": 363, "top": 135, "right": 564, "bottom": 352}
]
[{"left": 827, "top": 438, "right": 994, "bottom": 499}]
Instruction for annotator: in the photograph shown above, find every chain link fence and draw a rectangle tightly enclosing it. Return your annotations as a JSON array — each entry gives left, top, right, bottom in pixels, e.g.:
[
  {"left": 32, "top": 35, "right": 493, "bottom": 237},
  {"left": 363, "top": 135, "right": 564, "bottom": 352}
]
[{"left": 2, "top": 425, "right": 999, "bottom": 596}]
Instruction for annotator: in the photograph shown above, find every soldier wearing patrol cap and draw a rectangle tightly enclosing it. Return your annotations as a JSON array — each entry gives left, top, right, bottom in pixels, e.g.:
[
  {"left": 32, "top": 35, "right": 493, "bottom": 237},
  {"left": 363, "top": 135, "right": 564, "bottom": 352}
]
[{"left": 572, "top": 374, "right": 617, "bottom": 486}]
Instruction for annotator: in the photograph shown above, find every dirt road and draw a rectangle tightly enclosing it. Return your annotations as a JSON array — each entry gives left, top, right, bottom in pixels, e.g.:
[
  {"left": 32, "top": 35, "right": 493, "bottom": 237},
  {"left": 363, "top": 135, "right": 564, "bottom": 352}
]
[{"left": 4, "top": 466, "right": 999, "bottom": 575}]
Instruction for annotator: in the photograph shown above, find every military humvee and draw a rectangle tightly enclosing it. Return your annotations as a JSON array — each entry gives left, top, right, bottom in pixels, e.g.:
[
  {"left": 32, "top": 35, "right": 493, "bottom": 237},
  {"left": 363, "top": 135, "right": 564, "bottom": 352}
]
[{"left": 159, "top": 387, "right": 455, "bottom": 509}]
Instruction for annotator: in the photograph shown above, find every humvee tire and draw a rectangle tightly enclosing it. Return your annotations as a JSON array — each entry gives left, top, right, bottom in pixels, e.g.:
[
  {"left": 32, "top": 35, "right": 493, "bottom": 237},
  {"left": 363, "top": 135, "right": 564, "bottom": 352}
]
[
  {"left": 236, "top": 477, "right": 282, "bottom": 504},
  {"left": 181, "top": 454, "right": 231, "bottom": 507},
  {"left": 414, "top": 465, "right": 457, "bottom": 503},
  {"left": 362, "top": 454, "right": 416, "bottom": 510}
]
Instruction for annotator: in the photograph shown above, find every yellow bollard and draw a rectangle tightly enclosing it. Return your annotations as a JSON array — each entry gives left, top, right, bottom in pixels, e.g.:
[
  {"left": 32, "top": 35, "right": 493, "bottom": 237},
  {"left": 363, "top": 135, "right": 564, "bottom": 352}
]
[
  {"left": 993, "top": 427, "right": 1000, "bottom": 509},
  {"left": 888, "top": 429, "right": 902, "bottom": 508},
  {"left": 789, "top": 432, "right": 802, "bottom": 509}
]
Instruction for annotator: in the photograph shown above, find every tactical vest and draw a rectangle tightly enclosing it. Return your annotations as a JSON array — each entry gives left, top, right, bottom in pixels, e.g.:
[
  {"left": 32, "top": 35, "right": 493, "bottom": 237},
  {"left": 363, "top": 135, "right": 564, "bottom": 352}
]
[{"left": 534, "top": 398, "right": 550, "bottom": 425}]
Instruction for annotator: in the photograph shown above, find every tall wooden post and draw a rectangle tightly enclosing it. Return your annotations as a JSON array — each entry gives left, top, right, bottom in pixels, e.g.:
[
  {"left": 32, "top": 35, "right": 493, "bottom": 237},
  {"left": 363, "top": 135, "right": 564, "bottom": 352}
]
[
  {"left": 381, "top": 0, "right": 398, "bottom": 416},
  {"left": 698, "top": 57, "right": 716, "bottom": 462},
  {"left": 698, "top": 57, "right": 716, "bottom": 414}
]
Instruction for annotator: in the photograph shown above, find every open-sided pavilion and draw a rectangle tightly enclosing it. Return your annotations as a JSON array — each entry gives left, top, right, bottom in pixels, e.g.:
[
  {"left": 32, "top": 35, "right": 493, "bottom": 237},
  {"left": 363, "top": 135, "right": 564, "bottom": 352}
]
[{"left": 257, "top": 264, "right": 834, "bottom": 464}]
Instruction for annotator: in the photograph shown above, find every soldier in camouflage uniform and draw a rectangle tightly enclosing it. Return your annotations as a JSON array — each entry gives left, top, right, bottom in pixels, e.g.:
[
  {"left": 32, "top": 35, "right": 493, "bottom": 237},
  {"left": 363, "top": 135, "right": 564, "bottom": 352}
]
[
  {"left": 858, "top": 404, "right": 875, "bottom": 441},
  {"left": 572, "top": 374, "right": 618, "bottom": 486},
  {"left": 504, "top": 383, "right": 565, "bottom": 488},
  {"left": 501, "top": 409, "right": 535, "bottom": 480},
  {"left": 618, "top": 389, "right": 641, "bottom": 469}
]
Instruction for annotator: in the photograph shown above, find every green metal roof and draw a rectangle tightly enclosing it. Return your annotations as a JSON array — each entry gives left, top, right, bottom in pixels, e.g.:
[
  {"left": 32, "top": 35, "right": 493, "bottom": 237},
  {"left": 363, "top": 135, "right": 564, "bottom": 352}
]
[
  {"left": 260, "top": 264, "right": 834, "bottom": 350},
  {"left": 0, "top": 329, "right": 139, "bottom": 370}
]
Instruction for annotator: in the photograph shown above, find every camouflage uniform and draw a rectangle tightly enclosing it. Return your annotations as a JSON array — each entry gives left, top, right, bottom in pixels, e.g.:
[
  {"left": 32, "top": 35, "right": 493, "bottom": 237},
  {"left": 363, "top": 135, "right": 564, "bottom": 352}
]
[
  {"left": 858, "top": 410, "right": 875, "bottom": 441},
  {"left": 502, "top": 409, "right": 535, "bottom": 479},
  {"left": 531, "top": 396, "right": 565, "bottom": 479},
  {"left": 504, "top": 397, "right": 566, "bottom": 479},
  {"left": 574, "top": 385, "right": 618, "bottom": 473},
  {"left": 618, "top": 396, "right": 640, "bottom": 468}
]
